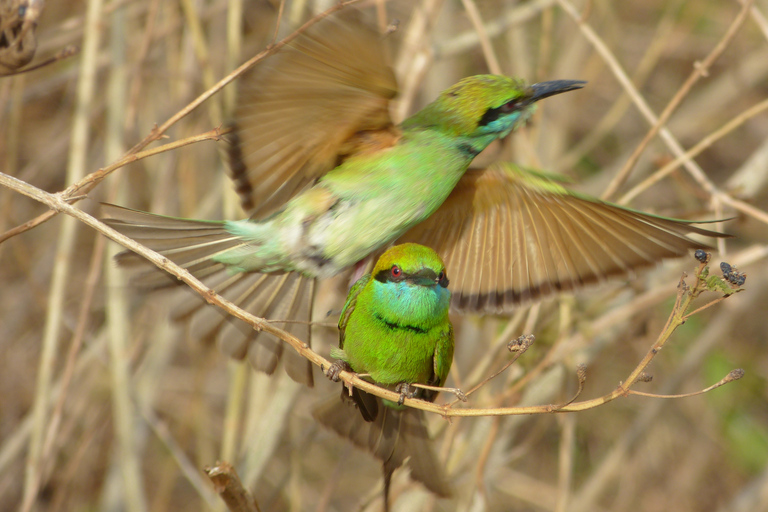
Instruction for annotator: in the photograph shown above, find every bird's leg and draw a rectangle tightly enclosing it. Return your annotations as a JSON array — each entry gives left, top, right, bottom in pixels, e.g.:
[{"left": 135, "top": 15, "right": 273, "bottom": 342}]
[
  {"left": 325, "top": 361, "right": 373, "bottom": 397},
  {"left": 324, "top": 360, "right": 352, "bottom": 382},
  {"left": 395, "top": 382, "right": 416, "bottom": 405},
  {"left": 410, "top": 382, "right": 468, "bottom": 402}
]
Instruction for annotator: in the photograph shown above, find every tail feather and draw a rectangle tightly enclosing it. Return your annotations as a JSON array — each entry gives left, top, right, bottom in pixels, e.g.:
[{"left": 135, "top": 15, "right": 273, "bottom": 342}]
[
  {"left": 102, "top": 203, "right": 315, "bottom": 386},
  {"left": 313, "top": 393, "right": 452, "bottom": 500},
  {"left": 396, "top": 409, "right": 452, "bottom": 497}
]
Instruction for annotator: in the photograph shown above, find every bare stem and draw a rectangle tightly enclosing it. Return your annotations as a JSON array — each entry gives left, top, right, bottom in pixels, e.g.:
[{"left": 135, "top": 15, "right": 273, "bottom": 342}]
[{"left": 0, "top": 169, "right": 743, "bottom": 420}]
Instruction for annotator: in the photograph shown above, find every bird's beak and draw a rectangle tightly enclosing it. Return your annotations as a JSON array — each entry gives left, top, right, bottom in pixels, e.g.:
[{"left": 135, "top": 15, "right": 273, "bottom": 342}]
[
  {"left": 408, "top": 268, "right": 440, "bottom": 286},
  {"left": 528, "top": 80, "right": 586, "bottom": 103}
]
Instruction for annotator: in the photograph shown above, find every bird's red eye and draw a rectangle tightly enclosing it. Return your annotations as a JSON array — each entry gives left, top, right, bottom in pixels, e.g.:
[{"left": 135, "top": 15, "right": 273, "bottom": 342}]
[
  {"left": 500, "top": 99, "right": 520, "bottom": 113},
  {"left": 391, "top": 265, "right": 402, "bottom": 278}
]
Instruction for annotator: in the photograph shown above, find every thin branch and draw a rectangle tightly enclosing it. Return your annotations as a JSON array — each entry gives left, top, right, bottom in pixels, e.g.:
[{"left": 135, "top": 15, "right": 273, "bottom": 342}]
[
  {"left": 20, "top": 0, "right": 104, "bottom": 506},
  {"left": 450, "top": 334, "right": 535, "bottom": 405},
  {"left": 0, "top": 1, "right": 362, "bottom": 244},
  {"left": 627, "top": 369, "right": 744, "bottom": 399},
  {"left": 0, "top": 127, "right": 226, "bottom": 244},
  {"left": 40, "top": 232, "right": 105, "bottom": 483},
  {"left": 0, "top": 173, "right": 744, "bottom": 421},
  {"left": 556, "top": 0, "right": 758, "bottom": 225},
  {"left": 601, "top": 0, "right": 755, "bottom": 199},
  {"left": 1, "top": 45, "right": 80, "bottom": 76},
  {"left": 619, "top": 96, "right": 768, "bottom": 205},
  {"left": 140, "top": 407, "right": 220, "bottom": 508},
  {"left": 460, "top": 0, "right": 502, "bottom": 74},
  {"left": 205, "top": 462, "right": 261, "bottom": 512}
]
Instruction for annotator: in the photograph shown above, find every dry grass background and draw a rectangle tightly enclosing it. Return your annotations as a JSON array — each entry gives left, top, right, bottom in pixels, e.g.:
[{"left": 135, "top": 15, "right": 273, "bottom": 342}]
[{"left": 1, "top": 0, "right": 768, "bottom": 511}]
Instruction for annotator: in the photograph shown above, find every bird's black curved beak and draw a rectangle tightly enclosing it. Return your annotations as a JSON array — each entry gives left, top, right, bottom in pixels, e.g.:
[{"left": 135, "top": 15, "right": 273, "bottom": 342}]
[{"left": 529, "top": 80, "right": 586, "bottom": 103}]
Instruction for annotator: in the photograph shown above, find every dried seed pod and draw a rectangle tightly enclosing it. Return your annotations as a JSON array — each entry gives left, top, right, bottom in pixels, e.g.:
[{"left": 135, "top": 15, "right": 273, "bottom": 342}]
[{"left": 0, "top": 0, "right": 42, "bottom": 74}]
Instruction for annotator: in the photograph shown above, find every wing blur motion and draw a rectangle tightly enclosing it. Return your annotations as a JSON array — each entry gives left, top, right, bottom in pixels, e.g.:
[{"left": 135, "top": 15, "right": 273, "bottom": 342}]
[
  {"left": 103, "top": 204, "right": 315, "bottom": 386},
  {"left": 398, "top": 164, "right": 729, "bottom": 313},
  {"left": 230, "top": 12, "right": 398, "bottom": 218}
]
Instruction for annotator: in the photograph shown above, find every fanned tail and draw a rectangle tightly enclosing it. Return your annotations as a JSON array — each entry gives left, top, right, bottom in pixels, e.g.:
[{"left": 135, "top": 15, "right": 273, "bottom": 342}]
[
  {"left": 312, "top": 392, "right": 452, "bottom": 505},
  {"left": 103, "top": 203, "right": 315, "bottom": 386}
]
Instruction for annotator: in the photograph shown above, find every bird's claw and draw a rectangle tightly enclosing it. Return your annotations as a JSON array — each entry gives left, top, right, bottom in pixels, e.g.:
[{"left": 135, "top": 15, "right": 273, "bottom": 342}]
[
  {"left": 395, "top": 382, "right": 416, "bottom": 405},
  {"left": 325, "top": 360, "right": 352, "bottom": 382}
]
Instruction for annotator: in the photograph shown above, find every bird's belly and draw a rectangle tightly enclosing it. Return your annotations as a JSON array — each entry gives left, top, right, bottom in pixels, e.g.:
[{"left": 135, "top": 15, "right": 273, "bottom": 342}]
[
  {"left": 281, "top": 194, "right": 437, "bottom": 278},
  {"left": 311, "top": 199, "right": 428, "bottom": 273},
  {"left": 284, "top": 142, "right": 471, "bottom": 277},
  {"left": 344, "top": 324, "right": 437, "bottom": 386}
]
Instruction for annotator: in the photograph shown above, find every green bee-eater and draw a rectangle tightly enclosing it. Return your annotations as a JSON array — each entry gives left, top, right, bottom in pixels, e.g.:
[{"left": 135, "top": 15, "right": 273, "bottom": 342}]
[
  {"left": 104, "top": 12, "right": 726, "bottom": 386},
  {"left": 313, "top": 243, "right": 454, "bottom": 508}
]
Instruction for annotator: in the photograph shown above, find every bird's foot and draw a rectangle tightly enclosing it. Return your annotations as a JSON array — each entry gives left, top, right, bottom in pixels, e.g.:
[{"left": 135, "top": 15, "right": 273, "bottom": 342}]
[
  {"left": 395, "top": 382, "right": 416, "bottom": 405},
  {"left": 325, "top": 360, "right": 352, "bottom": 382}
]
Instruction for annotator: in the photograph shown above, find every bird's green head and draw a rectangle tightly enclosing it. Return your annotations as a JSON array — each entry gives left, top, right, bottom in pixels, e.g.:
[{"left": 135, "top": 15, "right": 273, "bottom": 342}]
[
  {"left": 369, "top": 243, "right": 451, "bottom": 322},
  {"left": 403, "top": 75, "right": 585, "bottom": 141},
  {"left": 373, "top": 243, "right": 449, "bottom": 289}
]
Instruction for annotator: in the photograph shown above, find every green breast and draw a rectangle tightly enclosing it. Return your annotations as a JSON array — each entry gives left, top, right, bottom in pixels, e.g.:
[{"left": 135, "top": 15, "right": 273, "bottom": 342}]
[{"left": 341, "top": 281, "right": 453, "bottom": 387}]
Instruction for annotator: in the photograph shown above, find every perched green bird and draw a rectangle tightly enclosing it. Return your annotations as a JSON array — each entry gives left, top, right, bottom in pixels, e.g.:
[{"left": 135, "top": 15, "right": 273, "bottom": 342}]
[
  {"left": 104, "top": 13, "right": 726, "bottom": 386},
  {"left": 313, "top": 243, "right": 454, "bottom": 508}
]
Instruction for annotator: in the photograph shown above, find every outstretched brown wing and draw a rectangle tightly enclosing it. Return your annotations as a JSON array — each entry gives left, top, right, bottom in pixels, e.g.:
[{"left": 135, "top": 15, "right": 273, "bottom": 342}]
[
  {"left": 231, "top": 12, "right": 398, "bottom": 218},
  {"left": 398, "top": 164, "right": 728, "bottom": 313}
]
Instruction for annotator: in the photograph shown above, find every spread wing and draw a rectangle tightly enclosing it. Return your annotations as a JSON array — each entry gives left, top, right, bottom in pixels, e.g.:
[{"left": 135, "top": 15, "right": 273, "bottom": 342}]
[
  {"left": 230, "top": 12, "right": 399, "bottom": 217},
  {"left": 397, "top": 163, "right": 729, "bottom": 313}
]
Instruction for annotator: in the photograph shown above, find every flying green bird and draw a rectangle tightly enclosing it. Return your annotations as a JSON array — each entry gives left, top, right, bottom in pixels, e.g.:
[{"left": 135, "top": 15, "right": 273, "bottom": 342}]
[
  {"left": 104, "top": 13, "right": 726, "bottom": 387},
  {"left": 313, "top": 243, "right": 454, "bottom": 508}
]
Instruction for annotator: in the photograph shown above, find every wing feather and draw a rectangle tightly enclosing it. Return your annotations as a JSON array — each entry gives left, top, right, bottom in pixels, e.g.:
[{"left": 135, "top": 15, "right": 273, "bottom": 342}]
[
  {"left": 230, "top": 13, "right": 398, "bottom": 218},
  {"left": 397, "top": 164, "right": 729, "bottom": 313}
]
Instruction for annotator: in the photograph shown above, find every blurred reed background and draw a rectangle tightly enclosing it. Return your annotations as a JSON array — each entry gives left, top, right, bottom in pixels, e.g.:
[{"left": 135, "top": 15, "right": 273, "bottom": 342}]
[{"left": 1, "top": 0, "right": 767, "bottom": 511}]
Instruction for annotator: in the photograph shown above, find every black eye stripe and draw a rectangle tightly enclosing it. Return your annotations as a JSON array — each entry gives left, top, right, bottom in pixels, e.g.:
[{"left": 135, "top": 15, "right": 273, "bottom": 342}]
[
  {"left": 478, "top": 99, "right": 523, "bottom": 127},
  {"left": 374, "top": 268, "right": 390, "bottom": 283},
  {"left": 374, "top": 268, "right": 448, "bottom": 286}
]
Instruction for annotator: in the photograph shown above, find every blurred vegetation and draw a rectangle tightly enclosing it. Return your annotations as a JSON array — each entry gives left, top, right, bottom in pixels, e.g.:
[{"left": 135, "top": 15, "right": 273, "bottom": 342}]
[{"left": 1, "top": 0, "right": 767, "bottom": 511}]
